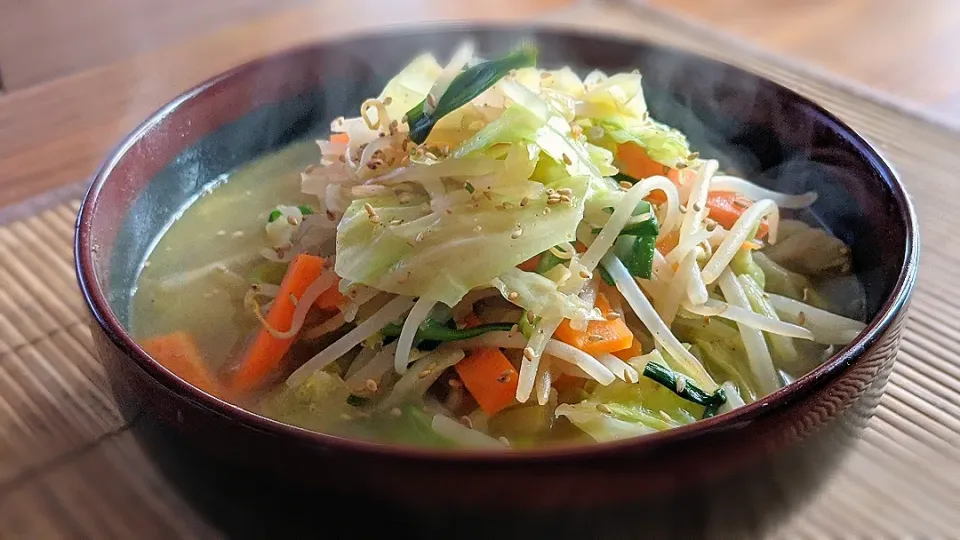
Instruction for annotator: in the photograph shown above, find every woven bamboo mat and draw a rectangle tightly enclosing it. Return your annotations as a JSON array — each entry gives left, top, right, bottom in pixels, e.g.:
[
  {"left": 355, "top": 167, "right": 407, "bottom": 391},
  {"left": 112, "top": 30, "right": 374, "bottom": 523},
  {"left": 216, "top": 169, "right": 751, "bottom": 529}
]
[{"left": 1, "top": 2, "right": 960, "bottom": 538}]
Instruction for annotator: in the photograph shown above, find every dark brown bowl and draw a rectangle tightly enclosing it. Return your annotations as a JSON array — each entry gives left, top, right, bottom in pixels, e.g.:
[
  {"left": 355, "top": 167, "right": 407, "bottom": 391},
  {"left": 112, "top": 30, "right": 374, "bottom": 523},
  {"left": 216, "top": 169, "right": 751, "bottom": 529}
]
[{"left": 75, "top": 26, "right": 918, "bottom": 538}]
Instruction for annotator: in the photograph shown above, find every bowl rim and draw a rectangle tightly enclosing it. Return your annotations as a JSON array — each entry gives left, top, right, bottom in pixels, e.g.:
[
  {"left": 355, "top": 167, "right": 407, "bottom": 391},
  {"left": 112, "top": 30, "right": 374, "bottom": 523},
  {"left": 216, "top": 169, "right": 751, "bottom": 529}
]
[{"left": 75, "top": 24, "right": 920, "bottom": 463}]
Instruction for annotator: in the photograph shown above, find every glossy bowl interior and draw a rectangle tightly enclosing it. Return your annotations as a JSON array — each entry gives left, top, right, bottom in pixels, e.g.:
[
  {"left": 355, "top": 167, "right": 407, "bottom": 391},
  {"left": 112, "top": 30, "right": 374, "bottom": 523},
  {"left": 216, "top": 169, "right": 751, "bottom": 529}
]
[{"left": 76, "top": 26, "right": 918, "bottom": 537}]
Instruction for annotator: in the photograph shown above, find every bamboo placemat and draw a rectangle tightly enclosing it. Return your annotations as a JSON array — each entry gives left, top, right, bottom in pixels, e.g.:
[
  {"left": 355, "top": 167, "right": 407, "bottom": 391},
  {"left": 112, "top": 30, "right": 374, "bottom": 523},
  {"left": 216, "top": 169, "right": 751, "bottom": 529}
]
[{"left": 1, "top": 2, "right": 959, "bottom": 538}]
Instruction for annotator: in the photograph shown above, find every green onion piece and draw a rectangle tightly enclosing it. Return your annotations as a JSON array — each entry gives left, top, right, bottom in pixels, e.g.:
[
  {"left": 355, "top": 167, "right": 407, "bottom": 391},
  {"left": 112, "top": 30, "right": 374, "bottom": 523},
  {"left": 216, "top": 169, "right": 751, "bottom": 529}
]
[
  {"left": 381, "top": 320, "right": 514, "bottom": 342},
  {"left": 464, "top": 182, "right": 475, "bottom": 194},
  {"left": 267, "top": 209, "right": 283, "bottom": 223},
  {"left": 623, "top": 235, "right": 657, "bottom": 279},
  {"left": 518, "top": 311, "right": 541, "bottom": 339},
  {"left": 298, "top": 205, "right": 314, "bottom": 216},
  {"left": 405, "top": 45, "right": 538, "bottom": 144},
  {"left": 702, "top": 404, "right": 720, "bottom": 419},
  {"left": 642, "top": 361, "right": 726, "bottom": 409},
  {"left": 536, "top": 247, "right": 565, "bottom": 275},
  {"left": 619, "top": 201, "right": 659, "bottom": 237}
]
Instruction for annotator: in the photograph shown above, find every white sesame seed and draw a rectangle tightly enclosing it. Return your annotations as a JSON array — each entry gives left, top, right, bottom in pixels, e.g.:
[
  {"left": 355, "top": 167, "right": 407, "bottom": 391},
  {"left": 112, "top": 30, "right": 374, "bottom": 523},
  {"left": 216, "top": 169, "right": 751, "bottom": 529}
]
[
  {"left": 511, "top": 229, "right": 523, "bottom": 239},
  {"left": 508, "top": 291, "right": 520, "bottom": 301}
]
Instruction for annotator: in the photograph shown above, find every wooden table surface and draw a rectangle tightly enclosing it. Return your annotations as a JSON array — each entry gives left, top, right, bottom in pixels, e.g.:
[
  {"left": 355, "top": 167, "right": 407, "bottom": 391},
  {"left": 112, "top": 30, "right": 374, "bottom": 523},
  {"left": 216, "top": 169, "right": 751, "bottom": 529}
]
[{"left": 0, "top": 0, "right": 957, "bottom": 209}]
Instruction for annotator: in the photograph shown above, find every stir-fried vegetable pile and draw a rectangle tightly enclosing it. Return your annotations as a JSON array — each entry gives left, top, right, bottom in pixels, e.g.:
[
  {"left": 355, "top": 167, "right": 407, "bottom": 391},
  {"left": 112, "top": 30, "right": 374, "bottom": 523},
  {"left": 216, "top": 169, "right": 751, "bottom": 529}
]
[{"left": 149, "top": 43, "right": 867, "bottom": 449}]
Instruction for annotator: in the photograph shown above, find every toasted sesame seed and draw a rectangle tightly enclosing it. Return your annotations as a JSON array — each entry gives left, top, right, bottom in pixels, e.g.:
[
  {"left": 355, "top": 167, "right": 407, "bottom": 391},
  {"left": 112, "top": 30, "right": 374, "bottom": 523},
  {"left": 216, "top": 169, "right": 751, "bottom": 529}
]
[
  {"left": 678, "top": 205, "right": 687, "bottom": 214},
  {"left": 619, "top": 180, "right": 633, "bottom": 190},
  {"left": 390, "top": 407, "right": 403, "bottom": 417},
  {"left": 557, "top": 188, "right": 573, "bottom": 196},
  {"left": 579, "top": 270, "right": 592, "bottom": 279},
  {"left": 497, "top": 370, "right": 513, "bottom": 383},
  {"left": 520, "top": 197, "right": 530, "bottom": 207},
  {"left": 692, "top": 203, "right": 702, "bottom": 212},
  {"left": 596, "top": 404, "right": 612, "bottom": 414},
  {"left": 562, "top": 154, "right": 572, "bottom": 165},
  {"left": 676, "top": 162, "right": 688, "bottom": 169},
  {"left": 660, "top": 410, "right": 672, "bottom": 422},
  {"left": 326, "top": 210, "right": 337, "bottom": 221},
  {"left": 523, "top": 347, "right": 536, "bottom": 361},
  {"left": 605, "top": 312, "right": 621, "bottom": 320},
  {"left": 797, "top": 311, "right": 807, "bottom": 326},
  {"left": 587, "top": 334, "right": 603, "bottom": 342},
  {"left": 415, "top": 231, "right": 426, "bottom": 243},
  {"left": 460, "top": 416, "right": 474, "bottom": 428},
  {"left": 687, "top": 152, "right": 700, "bottom": 160},
  {"left": 559, "top": 194, "right": 571, "bottom": 204},
  {"left": 508, "top": 291, "right": 520, "bottom": 301},
  {"left": 364, "top": 379, "right": 378, "bottom": 393},
  {"left": 419, "top": 369, "right": 433, "bottom": 378},
  {"left": 363, "top": 203, "right": 376, "bottom": 216},
  {"left": 675, "top": 377, "right": 687, "bottom": 393},
  {"left": 511, "top": 229, "right": 523, "bottom": 239}
]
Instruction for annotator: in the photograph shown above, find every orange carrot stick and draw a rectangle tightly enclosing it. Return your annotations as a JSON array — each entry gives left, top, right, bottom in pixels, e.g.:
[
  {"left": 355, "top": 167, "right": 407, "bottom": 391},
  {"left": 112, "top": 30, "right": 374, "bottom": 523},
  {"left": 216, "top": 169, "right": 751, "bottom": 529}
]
[
  {"left": 231, "top": 253, "right": 327, "bottom": 394},
  {"left": 706, "top": 192, "right": 769, "bottom": 239},
  {"left": 617, "top": 143, "right": 695, "bottom": 204},
  {"left": 517, "top": 255, "right": 541, "bottom": 272},
  {"left": 141, "top": 331, "right": 225, "bottom": 398},
  {"left": 554, "top": 294, "right": 634, "bottom": 356},
  {"left": 455, "top": 348, "right": 519, "bottom": 416},
  {"left": 329, "top": 133, "right": 350, "bottom": 145},
  {"left": 315, "top": 274, "right": 345, "bottom": 310}
]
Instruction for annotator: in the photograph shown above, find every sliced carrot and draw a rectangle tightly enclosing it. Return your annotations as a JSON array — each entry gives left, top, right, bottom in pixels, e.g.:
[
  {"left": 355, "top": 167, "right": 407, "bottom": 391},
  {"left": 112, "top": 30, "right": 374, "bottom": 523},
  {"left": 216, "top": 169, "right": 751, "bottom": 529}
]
[
  {"left": 612, "top": 338, "right": 645, "bottom": 362},
  {"left": 517, "top": 255, "right": 540, "bottom": 272},
  {"left": 706, "top": 192, "right": 769, "bottom": 239},
  {"left": 315, "top": 274, "right": 345, "bottom": 310},
  {"left": 555, "top": 294, "right": 634, "bottom": 356},
  {"left": 329, "top": 133, "right": 350, "bottom": 145},
  {"left": 616, "top": 143, "right": 695, "bottom": 204},
  {"left": 656, "top": 229, "right": 680, "bottom": 254},
  {"left": 455, "top": 348, "right": 519, "bottom": 416},
  {"left": 142, "top": 331, "right": 224, "bottom": 398},
  {"left": 231, "top": 253, "right": 328, "bottom": 394}
]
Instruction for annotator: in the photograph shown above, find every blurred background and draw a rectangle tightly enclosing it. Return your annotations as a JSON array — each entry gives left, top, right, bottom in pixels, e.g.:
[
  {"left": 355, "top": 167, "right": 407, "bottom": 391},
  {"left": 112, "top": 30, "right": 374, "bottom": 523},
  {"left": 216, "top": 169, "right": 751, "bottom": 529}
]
[{"left": 2, "top": 0, "right": 959, "bottom": 126}]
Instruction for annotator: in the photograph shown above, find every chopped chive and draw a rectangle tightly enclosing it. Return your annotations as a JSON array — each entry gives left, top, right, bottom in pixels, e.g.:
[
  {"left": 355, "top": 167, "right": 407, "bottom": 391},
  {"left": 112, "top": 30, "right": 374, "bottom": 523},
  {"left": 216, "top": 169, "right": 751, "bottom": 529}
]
[
  {"left": 642, "top": 361, "right": 726, "bottom": 409},
  {"left": 406, "top": 45, "right": 538, "bottom": 144},
  {"left": 267, "top": 209, "right": 283, "bottom": 222},
  {"left": 464, "top": 182, "right": 475, "bottom": 194}
]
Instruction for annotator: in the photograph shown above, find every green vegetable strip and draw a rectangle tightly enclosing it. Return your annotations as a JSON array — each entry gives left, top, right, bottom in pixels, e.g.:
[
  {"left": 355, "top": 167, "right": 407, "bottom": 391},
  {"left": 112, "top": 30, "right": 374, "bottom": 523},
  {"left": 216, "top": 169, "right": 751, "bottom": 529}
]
[
  {"left": 536, "top": 247, "right": 566, "bottom": 275},
  {"left": 624, "top": 235, "right": 657, "bottom": 279},
  {"left": 267, "top": 209, "right": 283, "bottom": 223},
  {"left": 619, "top": 201, "right": 659, "bottom": 237},
  {"left": 298, "top": 205, "right": 314, "bottom": 216},
  {"left": 642, "top": 361, "right": 726, "bottom": 409},
  {"left": 381, "top": 320, "right": 514, "bottom": 342},
  {"left": 518, "top": 311, "right": 541, "bottom": 339},
  {"left": 406, "top": 45, "right": 538, "bottom": 144}
]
